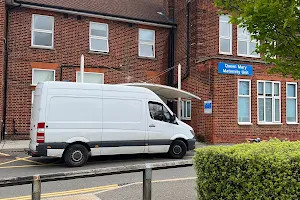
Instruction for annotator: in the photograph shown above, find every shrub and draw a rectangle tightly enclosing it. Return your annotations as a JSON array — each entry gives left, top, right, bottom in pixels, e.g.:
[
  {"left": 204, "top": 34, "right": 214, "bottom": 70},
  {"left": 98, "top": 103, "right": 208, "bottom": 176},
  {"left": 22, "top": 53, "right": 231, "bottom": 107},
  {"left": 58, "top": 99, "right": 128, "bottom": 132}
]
[{"left": 194, "top": 139, "right": 300, "bottom": 200}]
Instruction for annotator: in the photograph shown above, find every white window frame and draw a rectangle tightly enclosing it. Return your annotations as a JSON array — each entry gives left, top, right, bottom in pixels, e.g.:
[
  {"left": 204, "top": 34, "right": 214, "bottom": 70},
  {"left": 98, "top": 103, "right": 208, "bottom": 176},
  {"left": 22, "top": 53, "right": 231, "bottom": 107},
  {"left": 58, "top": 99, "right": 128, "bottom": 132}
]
[
  {"left": 76, "top": 72, "right": 104, "bottom": 84},
  {"left": 257, "top": 80, "right": 281, "bottom": 124},
  {"left": 219, "top": 15, "right": 232, "bottom": 55},
  {"left": 31, "top": 14, "right": 54, "bottom": 49},
  {"left": 238, "top": 79, "right": 252, "bottom": 125},
  {"left": 89, "top": 22, "right": 109, "bottom": 53},
  {"left": 237, "top": 27, "right": 260, "bottom": 58},
  {"left": 286, "top": 82, "right": 298, "bottom": 124},
  {"left": 32, "top": 68, "right": 56, "bottom": 86},
  {"left": 138, "top": 29, "right": 155, "bottom": 58},
  {"left": 181, "top": 100, "right": 191, "bottom": 120}
]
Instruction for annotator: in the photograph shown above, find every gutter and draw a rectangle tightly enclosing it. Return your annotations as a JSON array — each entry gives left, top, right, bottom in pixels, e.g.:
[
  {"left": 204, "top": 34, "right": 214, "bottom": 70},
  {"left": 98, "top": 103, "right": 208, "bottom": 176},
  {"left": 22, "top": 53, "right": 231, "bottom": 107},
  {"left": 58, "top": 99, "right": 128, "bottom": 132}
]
[{"left": 9, "top": 0, "right": 174, "bottom": 28}]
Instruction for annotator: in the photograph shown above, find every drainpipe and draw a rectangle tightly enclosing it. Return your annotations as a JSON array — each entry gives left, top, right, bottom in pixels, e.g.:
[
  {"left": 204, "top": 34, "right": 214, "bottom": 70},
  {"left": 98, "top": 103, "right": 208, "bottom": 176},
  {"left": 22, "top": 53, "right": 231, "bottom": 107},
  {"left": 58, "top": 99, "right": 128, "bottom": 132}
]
[
  {"left": 173, "top": 0, "right": 190, "bottom": 87},
  {"left": 1, "top": 4, "right": 20, "bottom": 141},
  {"left": 167, "top": 4, "right": 175, "bottom": 111}
]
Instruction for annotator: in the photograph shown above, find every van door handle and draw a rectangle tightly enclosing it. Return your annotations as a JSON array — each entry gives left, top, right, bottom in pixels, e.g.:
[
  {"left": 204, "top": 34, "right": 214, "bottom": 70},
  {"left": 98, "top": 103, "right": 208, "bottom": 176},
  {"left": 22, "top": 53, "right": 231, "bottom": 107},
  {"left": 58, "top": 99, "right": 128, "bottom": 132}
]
[{"left": 149, "top": 124, "right": 155, "bottom": 127}]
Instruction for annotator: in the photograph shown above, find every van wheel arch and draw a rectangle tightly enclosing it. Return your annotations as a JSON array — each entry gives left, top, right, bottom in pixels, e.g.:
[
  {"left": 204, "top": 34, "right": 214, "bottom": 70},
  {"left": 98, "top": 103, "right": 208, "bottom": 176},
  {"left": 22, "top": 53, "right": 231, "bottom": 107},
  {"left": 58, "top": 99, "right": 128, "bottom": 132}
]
[
  {"left": 173, "top": 138, "right": 188, "bottom": 148},
  {"left": 63, "top": 142, "right": 91, "bottom": 157}
]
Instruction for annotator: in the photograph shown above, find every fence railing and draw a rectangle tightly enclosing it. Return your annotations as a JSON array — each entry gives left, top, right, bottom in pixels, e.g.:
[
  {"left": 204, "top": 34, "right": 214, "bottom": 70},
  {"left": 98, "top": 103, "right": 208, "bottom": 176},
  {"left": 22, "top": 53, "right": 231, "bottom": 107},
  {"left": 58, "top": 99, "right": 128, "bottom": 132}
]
[{"left": 0, "top": 159, "right": 193, "bottom": 200}]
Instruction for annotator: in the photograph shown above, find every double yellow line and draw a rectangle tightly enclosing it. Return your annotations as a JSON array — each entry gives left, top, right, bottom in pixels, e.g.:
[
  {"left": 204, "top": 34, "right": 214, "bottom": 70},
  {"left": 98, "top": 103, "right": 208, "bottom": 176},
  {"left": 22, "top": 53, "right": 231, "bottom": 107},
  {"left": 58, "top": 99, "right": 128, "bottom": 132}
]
[{"left": 0, "top": 184, "right": 118, "bottom": 200}]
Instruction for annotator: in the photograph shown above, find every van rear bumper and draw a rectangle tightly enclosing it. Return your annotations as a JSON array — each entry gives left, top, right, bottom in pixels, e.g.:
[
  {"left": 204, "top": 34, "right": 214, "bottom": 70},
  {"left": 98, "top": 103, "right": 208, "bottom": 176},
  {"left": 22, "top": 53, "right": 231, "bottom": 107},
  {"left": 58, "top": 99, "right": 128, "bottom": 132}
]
[
  {"left": 26, "top": 143, "right": 67, "bottom": 157},
  {"left": 26, "top": 145, "right": 48, "bottom": 157},
  {"left": 187, "top": 139, "right": 196, "bottom": 151}
]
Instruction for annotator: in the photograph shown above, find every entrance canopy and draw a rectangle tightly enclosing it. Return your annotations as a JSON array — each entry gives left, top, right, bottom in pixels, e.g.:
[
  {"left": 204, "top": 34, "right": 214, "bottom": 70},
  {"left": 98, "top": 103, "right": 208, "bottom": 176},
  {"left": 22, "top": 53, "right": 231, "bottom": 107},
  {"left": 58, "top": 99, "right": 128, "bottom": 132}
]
[{"left": 122, "top": 83, "right": 201, "bottom": 101}]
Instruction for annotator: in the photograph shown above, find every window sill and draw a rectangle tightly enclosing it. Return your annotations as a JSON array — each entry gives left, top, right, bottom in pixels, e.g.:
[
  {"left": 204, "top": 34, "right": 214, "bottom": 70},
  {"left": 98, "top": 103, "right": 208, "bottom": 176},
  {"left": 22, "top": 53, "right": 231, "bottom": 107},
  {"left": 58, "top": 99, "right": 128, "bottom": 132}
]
[
  {"left": 257, "top": 123, "right": 282, "bottom": 125},
  {"left": 287, "top": 122, "right": 299, "bottom": 125},
  {"left": 238, "top": 122, "right": 253, "bottom": 125},
  {"left": 88, "top": 51, "right": 110, "bottom": 56},
  {"left": 181, "top": 118, "right": 191, "bottom": 121},
  {"left": 30, "top": 46, "right": 55, "bottom": 50},
  {"left": 138, "top": 56, "right": 157, "bottom": 61},
  {"left": 219, "top": 52, "right": 233, "bottom": 56},
  {"left": 237, "top": 54, "right": 260, "bottom": 59}
]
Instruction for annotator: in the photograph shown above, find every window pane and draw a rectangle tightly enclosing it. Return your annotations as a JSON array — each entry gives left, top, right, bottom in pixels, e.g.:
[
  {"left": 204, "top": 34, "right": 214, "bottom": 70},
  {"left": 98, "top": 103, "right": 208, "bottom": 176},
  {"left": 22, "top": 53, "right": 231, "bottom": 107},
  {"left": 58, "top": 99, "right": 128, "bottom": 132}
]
[
  {"left": 149, "top": 103, "right": 163, "bottom": 121},
  {"left": 239, "top": 81, "right": 250, "bottom": 95},
  {"left": 275, "top": 99, "right": 280, "bottom": 121},
  {"left": 287, "top": 84, "right": 296, "bottom": 97},
  {"left": 186, "top": 101, "right": 191, "bottom": 118},
  {"left": 249, "top": 41, "right": 258, "bottom": 56},
  {"left": 139, "top": 44, "right": 154, "bottom": 57},
  {"left": 33, "top": 32, "right": 52, "bottom": 47},
  {"left": 274, "top": 83, "right": 280, "bottom": 96},
  {"left": 139, "top": 29, "right": 154, "bottom": 42},
  {"left": 33, "top": 70, "right": 54, "bottom": 85},
  {"left": 238, "top": 41, "right": 247, "bottom": 55},
  {"left": 220, "top": 15, "right": 230, "bottom": 22},
  {"left": 258, "top": 82, "right": 264, "bottom": 95},
  {"left": 258, "top": 98, "right": 264, "bottom": 121},
  {"left": 163, "top": 107, "right": 171, "bottom": 122},
  {"left": 265, "top": 98, "right": 272, "bottom": 122},
  {"left": 220, "top": 22, "right": 230, "bottom": 37},
  {"left": 287, "top": 99, "right": 297, "bottom": 122},
  {"left": 220, "top": 38, "right": 230, "bottom": 53},
  {"left": 265, "top": 82, "right": 272, "bottom": 96},
  {"left": 33, "top": 15, "right": 53, "bottom": 30},
  {"left": 238, "top": 97, "right": 250, "bottom": 122},
  {"left": 90, "top": 23, "right": 107, "bottom": 37},
  {"left": 77, "top": 73, "right": 104, "bottom": 84},
  {"left": 238, "top": 27, "right": 248, "bottom": 39},
  {"left": 90, "top": 38, "right": 108, "bottom": 52}
]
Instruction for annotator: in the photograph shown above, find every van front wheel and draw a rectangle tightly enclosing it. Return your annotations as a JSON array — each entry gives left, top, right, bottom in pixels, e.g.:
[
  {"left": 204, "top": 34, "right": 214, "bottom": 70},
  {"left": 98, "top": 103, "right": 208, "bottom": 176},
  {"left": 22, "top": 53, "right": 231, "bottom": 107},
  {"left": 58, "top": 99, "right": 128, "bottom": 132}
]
[
  {"left": 168, "top": 140, "right": 187, "bottom": 159},
  {"left": 63, "top": 144, "right": 89, "bottom": 167}
]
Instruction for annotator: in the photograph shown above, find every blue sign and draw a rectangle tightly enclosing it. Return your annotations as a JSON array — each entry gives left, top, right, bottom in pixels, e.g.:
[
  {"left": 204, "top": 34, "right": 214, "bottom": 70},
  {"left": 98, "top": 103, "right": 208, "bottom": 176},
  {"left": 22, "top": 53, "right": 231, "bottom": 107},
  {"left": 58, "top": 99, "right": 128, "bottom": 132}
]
[
  {"left": 204, "top": 100, "right": 212, "bottom": 114},
  {"left": 218, "top": 62, "right": 253, "bottom": 76}
]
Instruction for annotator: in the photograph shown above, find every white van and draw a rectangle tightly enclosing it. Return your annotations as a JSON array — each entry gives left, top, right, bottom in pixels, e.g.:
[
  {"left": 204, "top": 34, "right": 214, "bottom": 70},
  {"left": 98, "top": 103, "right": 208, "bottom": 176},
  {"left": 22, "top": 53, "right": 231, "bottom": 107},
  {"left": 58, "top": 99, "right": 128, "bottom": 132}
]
[{"left": 28, "top": 82, "right": 196, "bottom": 167}]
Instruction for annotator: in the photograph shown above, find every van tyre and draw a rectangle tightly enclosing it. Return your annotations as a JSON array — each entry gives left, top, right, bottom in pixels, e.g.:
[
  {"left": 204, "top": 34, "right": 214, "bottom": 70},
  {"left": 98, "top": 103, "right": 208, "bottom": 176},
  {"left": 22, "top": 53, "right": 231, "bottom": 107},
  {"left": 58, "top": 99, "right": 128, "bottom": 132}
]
[
  {"left": 63, "top": 144, "right": 89, "bottom": 167},
  {"left": 168, "top": 140, "right": 187, "bottom": 159}
]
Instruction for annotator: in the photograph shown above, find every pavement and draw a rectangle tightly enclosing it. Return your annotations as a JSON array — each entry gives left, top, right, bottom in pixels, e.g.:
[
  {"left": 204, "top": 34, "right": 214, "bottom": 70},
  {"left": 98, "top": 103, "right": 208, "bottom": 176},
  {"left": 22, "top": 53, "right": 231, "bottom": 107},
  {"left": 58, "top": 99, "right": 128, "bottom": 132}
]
[{"left": 0, "top": 140, "right": 30, "bottom": 153}]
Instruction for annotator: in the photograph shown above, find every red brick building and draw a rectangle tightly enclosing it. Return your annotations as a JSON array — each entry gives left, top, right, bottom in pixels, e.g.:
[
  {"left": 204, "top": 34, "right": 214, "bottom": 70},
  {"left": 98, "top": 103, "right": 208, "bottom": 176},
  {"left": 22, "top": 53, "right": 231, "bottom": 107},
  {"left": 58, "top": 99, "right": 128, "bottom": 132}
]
[{"left": 0, "top": 0, "right": 299, "bottom": 143}]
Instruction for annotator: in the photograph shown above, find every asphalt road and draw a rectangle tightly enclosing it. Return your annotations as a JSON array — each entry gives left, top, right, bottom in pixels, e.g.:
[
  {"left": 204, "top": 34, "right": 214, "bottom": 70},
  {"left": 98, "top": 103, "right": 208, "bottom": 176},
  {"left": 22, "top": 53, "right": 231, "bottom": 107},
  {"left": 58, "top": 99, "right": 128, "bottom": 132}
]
[{"left": 0, "top": 151, "right": 196, "bottom": 199}]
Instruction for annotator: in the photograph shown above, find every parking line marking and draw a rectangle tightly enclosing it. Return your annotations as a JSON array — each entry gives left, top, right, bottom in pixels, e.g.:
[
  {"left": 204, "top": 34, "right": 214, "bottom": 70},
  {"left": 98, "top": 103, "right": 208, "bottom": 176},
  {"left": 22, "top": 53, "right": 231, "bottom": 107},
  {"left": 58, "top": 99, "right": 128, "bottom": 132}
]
[
  {"left": 0, "top": 152, "right": 10, "bottom": 157},
  {"left": 16, "top": 157, "right": 45, "bottom": 165},
  {"left": 0, "top": 159, "right": 19, "bottom": 166},
  {"left": 0, "top": 184, "right": 118, "bottom": 200}
]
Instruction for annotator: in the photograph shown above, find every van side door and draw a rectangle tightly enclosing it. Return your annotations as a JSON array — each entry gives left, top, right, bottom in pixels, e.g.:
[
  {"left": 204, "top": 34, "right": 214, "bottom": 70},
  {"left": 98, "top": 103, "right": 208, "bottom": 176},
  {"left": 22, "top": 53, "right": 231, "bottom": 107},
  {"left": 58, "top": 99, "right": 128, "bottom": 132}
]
[
  {"left": 147, "top": 101, "right": 174, "bottom": 153},
  {"left": 101, "top": 98, "right": 146, "bottom": 155}
]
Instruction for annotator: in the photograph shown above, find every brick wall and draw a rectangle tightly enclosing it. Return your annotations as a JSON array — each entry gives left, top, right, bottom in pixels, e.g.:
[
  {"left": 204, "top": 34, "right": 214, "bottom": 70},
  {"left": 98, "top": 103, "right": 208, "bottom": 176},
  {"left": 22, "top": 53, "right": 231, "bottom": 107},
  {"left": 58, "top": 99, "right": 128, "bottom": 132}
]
[
  {"left": 173, "top": 0, "right": 300, "bottom": 143},
  {"left": 6, "top": 7, "right": 169, "bottom": 138},
  {"left": 0, "top": 0, "right": 6, "bottom": 139},
  {"left": 210, "top": 59, "right": 300, "bottom": 143}
]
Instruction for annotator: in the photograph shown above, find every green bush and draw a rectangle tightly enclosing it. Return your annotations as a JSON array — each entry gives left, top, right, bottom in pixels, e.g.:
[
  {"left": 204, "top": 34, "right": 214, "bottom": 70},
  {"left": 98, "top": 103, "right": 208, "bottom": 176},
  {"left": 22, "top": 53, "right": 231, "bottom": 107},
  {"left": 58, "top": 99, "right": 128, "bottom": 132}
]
[{"left": 194, "top": 139, "right": 300, "bottom": 200}]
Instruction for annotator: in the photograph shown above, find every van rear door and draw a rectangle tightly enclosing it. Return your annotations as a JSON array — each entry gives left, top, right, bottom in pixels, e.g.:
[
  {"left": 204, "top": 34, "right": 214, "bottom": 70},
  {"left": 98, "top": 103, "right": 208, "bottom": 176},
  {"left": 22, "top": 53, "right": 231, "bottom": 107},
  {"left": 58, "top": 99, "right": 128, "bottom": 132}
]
[{"left": 30, "top": 84, "right": 44, "bottom": 150}]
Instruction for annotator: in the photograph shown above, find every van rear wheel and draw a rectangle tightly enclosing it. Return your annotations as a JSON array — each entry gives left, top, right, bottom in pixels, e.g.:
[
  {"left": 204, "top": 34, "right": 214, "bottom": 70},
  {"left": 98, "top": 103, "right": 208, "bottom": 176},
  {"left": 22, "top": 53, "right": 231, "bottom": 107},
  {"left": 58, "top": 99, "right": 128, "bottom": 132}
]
[
  {"left": 63, "top": 144, "right": 89, "bottom": 167},
  {"left": 168, "top": 140, "right": 187, "bottom": 159}
]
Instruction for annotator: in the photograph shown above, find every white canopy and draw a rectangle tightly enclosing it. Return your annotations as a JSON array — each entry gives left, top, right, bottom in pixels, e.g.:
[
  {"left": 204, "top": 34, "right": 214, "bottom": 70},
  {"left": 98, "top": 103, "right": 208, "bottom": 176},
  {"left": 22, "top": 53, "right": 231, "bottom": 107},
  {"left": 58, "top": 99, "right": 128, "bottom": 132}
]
[{"left": 122, "top": 83, "right": 201, "bottom": 101}]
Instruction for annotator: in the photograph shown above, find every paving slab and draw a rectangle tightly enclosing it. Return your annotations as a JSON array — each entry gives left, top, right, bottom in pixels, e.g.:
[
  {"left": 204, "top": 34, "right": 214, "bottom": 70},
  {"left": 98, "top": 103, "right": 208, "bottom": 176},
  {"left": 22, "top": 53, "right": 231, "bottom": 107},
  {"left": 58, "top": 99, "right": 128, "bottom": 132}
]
[{"left": 96, "top": 179, "right": 197, "bottom": 200}]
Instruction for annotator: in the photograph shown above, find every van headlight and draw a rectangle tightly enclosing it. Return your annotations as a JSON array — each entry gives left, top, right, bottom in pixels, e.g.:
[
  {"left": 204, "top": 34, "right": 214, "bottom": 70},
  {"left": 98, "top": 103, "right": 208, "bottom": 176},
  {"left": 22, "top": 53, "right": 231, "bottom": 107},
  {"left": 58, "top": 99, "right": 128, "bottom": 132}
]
[{"left": 190, "top": 130, "right": 195, "bottom": 136}]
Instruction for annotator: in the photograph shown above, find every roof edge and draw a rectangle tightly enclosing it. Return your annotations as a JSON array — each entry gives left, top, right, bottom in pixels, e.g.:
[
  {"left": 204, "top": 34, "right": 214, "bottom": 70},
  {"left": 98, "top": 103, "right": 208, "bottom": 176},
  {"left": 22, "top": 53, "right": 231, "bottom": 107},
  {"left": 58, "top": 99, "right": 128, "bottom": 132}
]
[{"left": 9, "top": 0, "right": 174, "bottom": 28}]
